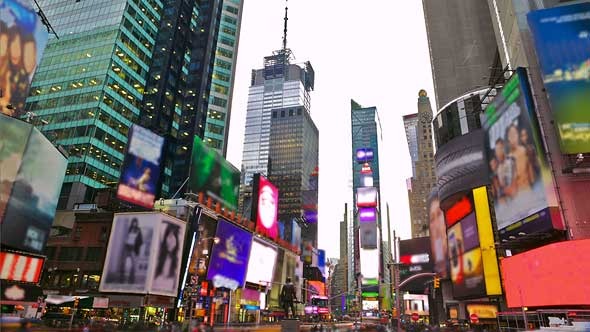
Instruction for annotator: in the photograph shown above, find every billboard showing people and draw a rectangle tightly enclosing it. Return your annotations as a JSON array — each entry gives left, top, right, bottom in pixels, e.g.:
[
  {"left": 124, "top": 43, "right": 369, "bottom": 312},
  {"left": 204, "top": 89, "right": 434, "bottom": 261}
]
[
  {"left": 528, "top": 3, "right": 590, "bottom": 154},
  {"left": 116, "top": 125, "right": 164, "bottom": 209},
  {"left": 206, "top": 219, "right": 253, "bottom": 290},
  {"left": 427, "top": 188, "right": 448, "bottom": 278},
  {"left": 0, "top": 114, "right": 67, "bottom": 254},
  {"left": 252, "top": 174, "right": 279, "bottom": 240},
  {"left": 100, "top": 212, "right": 186, "bottom": 297},
  {"left": 482, "top": 68, "right": 558, "bottom": 234},
  {"left": 189, "top": 137, "right": 240, "bottom": 211},
  {"left": 0, "top": 0, "right": 49, "bottom": 117}
]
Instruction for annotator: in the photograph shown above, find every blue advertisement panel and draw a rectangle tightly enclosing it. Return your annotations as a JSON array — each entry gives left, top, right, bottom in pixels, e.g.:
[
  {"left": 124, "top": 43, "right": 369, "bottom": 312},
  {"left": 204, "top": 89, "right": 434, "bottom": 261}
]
[
  {"left": 0, "top": 115, "right": 67, "bottom": 254},
  {"left": 206, "top": 220, "right": 253, "bottom": 290},
  {"left": 528, "top": 3, "right": 590, "bottom": 154},
  {"left": 482, "top": 68, "right": 559, "bottom": 235},
  {"left": 0, "top": 0, "right": 49, "bottom": 117},
  {"left": 116, "top": 125, "right": 164, "bottom": 209}
]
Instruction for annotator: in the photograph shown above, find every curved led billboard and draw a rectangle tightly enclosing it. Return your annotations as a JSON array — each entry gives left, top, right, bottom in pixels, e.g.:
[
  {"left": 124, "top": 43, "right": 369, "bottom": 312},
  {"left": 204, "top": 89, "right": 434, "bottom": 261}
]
[
  {"left": 252, "top": 174, "right": 279, "bottom": 240},
  {"left": 501, "top": 239, "right": 590, "bottom": 308},
  {"left": 528, "top": 3, "right": 590, "bottom": 154}
]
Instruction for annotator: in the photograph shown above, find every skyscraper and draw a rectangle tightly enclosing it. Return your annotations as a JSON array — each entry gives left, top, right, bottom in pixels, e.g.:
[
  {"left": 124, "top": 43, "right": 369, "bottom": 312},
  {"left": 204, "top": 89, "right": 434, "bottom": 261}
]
[
  {"left": 141, "top": 0, "right": 243, "bottom": 197},
  {"left": 405, "top": 90, "right": 437, "bottom": 238},
  {"left": 422, "top": 0, "right": 499, "bottom": 109},
  {"left": 25, "top": 0, "right": 164, "bottom": 208}
]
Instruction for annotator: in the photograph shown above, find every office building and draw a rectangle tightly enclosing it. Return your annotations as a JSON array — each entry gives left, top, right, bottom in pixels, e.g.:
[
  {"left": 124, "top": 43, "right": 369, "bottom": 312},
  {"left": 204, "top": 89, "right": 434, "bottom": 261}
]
[
  {"left": 141, "top": 0, "right": 243, "bottom": 197},
  {"left": 268, "top": 105, "right": 319, "bottom": 246},
  {"left": 422, "top": 0, "right": 499, "bottom": 109},
  {"left": 25, "top": 0, "right": 164, "bottom": 208},
  {"left": 405, "top": 90, "right": 436, "bottom": 238}
]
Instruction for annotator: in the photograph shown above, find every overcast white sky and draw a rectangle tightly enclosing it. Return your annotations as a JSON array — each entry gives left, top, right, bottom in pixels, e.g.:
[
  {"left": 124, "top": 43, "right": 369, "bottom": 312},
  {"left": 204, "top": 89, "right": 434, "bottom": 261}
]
[{"left": 226, "top": 1, "right": 435, "bottom": 259}]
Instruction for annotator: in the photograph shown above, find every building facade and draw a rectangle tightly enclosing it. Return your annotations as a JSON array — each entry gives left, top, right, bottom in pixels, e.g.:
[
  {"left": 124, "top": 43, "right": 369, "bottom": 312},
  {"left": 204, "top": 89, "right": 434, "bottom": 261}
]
[
  {"left": 422, "top": 0, "right": 499, "bottom": 109},
  {"left": 405, "top": 90, "right": 437, "bottom": 238}
]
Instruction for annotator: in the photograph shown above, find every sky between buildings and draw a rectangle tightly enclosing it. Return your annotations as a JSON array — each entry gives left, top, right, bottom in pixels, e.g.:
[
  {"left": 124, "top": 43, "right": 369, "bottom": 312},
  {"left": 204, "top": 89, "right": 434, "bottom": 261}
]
[{"left": 226, "top": 0, "right": 435, "bottom": 259}]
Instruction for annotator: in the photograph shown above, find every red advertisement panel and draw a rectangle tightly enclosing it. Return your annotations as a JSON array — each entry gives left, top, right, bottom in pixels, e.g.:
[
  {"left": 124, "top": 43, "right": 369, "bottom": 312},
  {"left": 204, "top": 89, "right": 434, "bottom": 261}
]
[{"left": 501, "top": 239, "right": 590, "bottom": 307}]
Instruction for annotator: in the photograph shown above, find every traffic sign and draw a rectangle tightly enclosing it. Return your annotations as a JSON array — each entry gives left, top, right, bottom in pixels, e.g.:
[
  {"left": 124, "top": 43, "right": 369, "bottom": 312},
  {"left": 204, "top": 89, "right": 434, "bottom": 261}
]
[
  {"left": 411, "top": 312, "right": 419, "bottom": 322},
  {"left": 470, "top": 313, "right": 479, "bottom": 324}
]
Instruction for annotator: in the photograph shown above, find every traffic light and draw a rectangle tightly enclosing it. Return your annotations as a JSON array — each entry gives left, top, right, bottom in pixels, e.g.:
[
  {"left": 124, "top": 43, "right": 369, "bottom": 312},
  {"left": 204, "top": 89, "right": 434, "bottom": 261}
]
[
  {"left": 73, "top": 297, "right": 79, "bottom": 308},
  {"left": 433, "top": 276, "right": 440, "bottom": 289}
]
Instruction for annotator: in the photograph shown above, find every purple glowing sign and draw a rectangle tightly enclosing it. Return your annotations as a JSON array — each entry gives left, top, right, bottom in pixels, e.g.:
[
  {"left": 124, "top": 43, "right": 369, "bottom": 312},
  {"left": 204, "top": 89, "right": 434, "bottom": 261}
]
[
  {"left": 359, "top": 207, "right": 377, "bottom": 223},
  {"left": 356, "top": 148, "right": 374, "bottom": 163}
]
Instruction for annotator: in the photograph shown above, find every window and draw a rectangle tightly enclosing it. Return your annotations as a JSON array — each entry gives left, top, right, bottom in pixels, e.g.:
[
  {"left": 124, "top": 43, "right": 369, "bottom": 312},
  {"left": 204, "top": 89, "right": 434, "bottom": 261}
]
[
  {"left": 85, "top": 247, "right": 102, "bottom": 261},
  {"left": 225, "top": 5, "right": 239, "bottom": 14},
  {"left": 44, "top": 246, "right": 57, "bottom": 260},
  {"left": 58, "top": 247, "right": 83, "bottom": 261}
]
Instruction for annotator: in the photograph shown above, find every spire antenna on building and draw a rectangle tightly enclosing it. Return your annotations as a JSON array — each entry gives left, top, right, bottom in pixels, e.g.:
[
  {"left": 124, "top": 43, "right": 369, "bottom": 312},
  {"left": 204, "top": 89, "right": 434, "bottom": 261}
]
[{"left": 282, "top": 0, "right": 288, "bottom": 51}]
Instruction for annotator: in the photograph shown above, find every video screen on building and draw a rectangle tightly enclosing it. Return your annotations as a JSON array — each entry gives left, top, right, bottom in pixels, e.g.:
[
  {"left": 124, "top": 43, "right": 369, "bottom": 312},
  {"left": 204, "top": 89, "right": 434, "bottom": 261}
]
[
  {"left": 189, "top": 137, "right": 240, "bottom": 211},
  {"left": 359, "top": 207, "right": 377, "bottom": 223},
  {"left": 0, "top": 114, "right": 67, "bottom": 254},
  {"left": 0, "top": 251, "right": 44, "bottom": 283},
  {"left": 252, "top": 174, "right": 279, "bottom": 240},
  {"left": 116, "top": 125, "right": 164, "bottom": 209},
  {"left": 482, "top": 68, "right": 559, "bottom": 236},
  {"left": 428, "top": 188, "right": 448, "bottom": 278},
  {"left": 528, "top": 3, "right": 590, "bottom": 154},
  {"left": 360, "top": 248, "right": 379, "bottom": 280},
  {"left": 245, "top": 240, "right": 277, "bottom": 286},
  {"left": 355, "top": 148, "right": 374, "bottom": 163},
  {"left": 206, "top": 219, "right": 253, "bottom": 290},
  {"left": 356, "top": 187, "right": 378, "bottom": 208},
  {"left": 0, "top": 0, "right": 49, "bottom": 117},
  {"left": 360, "top": 222, "right": 378, "bottom": 249}
]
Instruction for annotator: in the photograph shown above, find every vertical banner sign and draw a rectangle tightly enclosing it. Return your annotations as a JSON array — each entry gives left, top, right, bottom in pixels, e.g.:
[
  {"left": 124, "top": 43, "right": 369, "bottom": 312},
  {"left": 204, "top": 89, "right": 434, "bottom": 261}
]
[{"left": 117, "top": 125, "right": 164, "bottom": 209}]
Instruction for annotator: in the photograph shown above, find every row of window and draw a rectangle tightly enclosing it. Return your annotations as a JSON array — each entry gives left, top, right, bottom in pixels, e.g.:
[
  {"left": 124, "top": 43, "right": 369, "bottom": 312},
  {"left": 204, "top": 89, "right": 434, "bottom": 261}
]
[
  {"left": 30, "top": 76, "right": 104, "bottom": 97},
  {"left": 45, "top": 246, "right": 103, "bottom": 262}
]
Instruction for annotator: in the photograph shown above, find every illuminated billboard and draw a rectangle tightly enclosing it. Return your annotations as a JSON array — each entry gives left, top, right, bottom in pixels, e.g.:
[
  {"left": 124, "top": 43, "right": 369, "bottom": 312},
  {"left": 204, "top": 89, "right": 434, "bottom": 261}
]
[
  {"left": 501, "top": 239, "right": 590, "bottom": 308},
  {"left": 206, "top": 219, "right": 253, "bottom": 290},
  {"left": 399, "top": 237, "right": 432, "bottom": 293},
  {"left": 116, "top": 125, "right": 164, "bottom": 209},
  {"left": 291, "top": 219, "right": 301, "bottom": 250},
  {"left": 0, "top": 114, "right": 67, "bottom": 254},
  {"left": 252, "top": 174, "right": 279, "bottom": 240},
  {"left": 403, "top": 294, "right": 429, "bottom": 316},
  {"left": 0, "top": 251, "right": 44, "bottom": 283},
  {"left": 358, "top": 207, "right": 377, "bottom": 223},
  {"left": 360, "top": 222, "right": 378, "bottom": 249},
  {"left": 427, "top": 188, "right": 448, "bottom": 278},
  {"left": 0, "top": 0, "right": 48, "bottom": 117},
  {"left": 356, "top": 187, "right": 378, "bottom": 208},
  {"left": 355, "top": 148, "right": 374, "bottom": 163},
  {"left": 482, "top": 68, "right": 561, "bottom": 238},
  {"left": 245, "top": 240, "right": 277, "bottom": 286},
  {"left": 528, "top": 3, "right": 590, "bottom": 154},
  {"left": 360, "top": 248, "right": 379, "bottom": 280},
  {"left": 100, "top": 212, "right": 186, "bottom": 297},
  {"left": 189, "top": 137, "right": 240, "bottom": 210}
]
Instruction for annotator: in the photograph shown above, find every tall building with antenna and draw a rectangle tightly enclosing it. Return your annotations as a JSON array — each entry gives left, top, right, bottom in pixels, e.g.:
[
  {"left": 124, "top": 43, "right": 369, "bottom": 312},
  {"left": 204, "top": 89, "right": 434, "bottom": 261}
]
[{"left": 239, "top": 3, "right": 315, "bottom": 216}]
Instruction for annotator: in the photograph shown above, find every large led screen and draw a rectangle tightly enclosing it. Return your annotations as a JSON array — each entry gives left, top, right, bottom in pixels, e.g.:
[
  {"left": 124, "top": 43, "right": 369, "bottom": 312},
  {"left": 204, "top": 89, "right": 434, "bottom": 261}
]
[
  {"left": 360, "top": 222, "right": 378, "bottom": 249},
  {"left": 360, "top": 248, "right": 379, "bottom": 280},
  {"left": 356, "top": 187, "right": 378, "bottom": 208},
  {"left": 0, "top": 0, "right": 49, "bottom": 117},
  {"left": 482, "top": 68, "right": 559, "bottom": 235},
  {"left": 449, "top": 247, "right": 485, "bottom": 299},
  {"left": 528, "top": 3, "right": 590, "bottom": 154},
  {"left": 0, "top": 251, "right": 44, "bottom": 283},
  {"left": 355, "top": 148, "right": 374, "bottom": 163},
  {"left": 399, "top": 237, "right": 432, "bottom": 293},
  {"left": 206, "top": 219, "right": 253, "bottom": 290},
  {"left": 253, "top": 174, "right": 279, "bottom": 240},
  {"left": 428, "top": 188, "right": 448, "bottom": 278},
  {"left": 307, "top": 280, "right": 326, "bottom": 298},
  {"left": 501, "top": 239, "right": 590, "bottom": 308},
  {"left": 245, "top": 240, "right": 277, "bottom": 286},
  {"left": 291, "top": 218, "right": 301, "bottom": 250},
  {"left": 189, "top": 137, "right": 240, "bottom": 210},
  {"left": 116, "top": 125, "right": 164, "bottom": 209},
  {"left": 359, "top": 207, "right": 377, "bottom": 223},
  {"left": 149, "top": 214, "right": 186, "bottom": 297},
  {"left": 0, "top": 115, "right": 67, "bottom": 254}
]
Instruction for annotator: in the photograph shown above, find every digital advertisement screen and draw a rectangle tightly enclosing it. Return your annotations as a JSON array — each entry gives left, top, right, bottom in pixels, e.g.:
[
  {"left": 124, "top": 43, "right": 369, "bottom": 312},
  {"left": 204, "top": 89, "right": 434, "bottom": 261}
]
[
  {"left": 528, "top": 3, "right": 590, "bottom": 154},
  {"left": 291, "top": 219, "right": 301, "bottom": 249},
  {"left": 399, "top": 237, "right": 432, "bottom": 293},
  {"left": 450, "top": 247, "right": 486, "bottom": 299},
  {"left": 360, "top": 248, "right": 379, "bottom": 280},
  {"left": 0, "top": 0, "right": 49, "bottom": 117},
  {"left": 482, "top": 68, "right": 559, "bottom": 234},
  {"left": 0, "top": 251, "right": 44, "bottom": 283},
  {"left": 116, "top": 125, "right": 164, "bottom": 209},
  {"left": 466, "top": 304, "right": 498, "bottom": 319},
  {"left": 245, "top": 240, "right": 277, "bottom": 286},
  {"left": 359, "top": 207, "right": 377, "bottom": 223},
  {"left": 460, "top": 213, "right": 479, "bottom": 252},
  {"left": 307, "top": 280, "right": 326, "bottom": 299},
  {"left": 0, "top": 116, "right": 67, "bottom": 254},
  {"left": 403, "top": 294, "right": 429, "bottom": 316},
  {"left": 253, "top": 174, "right": 279, "bottom": 240},
  {"left": 149, "top": 214, "right": 186, "bottom": 297},
  {"left": 360, "top": 222, "right": 378, "bottom": 249},
  {"left": 501, "top": 239, "right": 590, "bottom": 308},
  {"left": 355, "top": 148, "right": 374, "bottom": 163},
  {"left": 356, "top": 187, "right": 378, "bottom": 208},
  {"left": 428, "top": 188, "right": 448, "bottom": 278},
  {"left": 189, "top": 137, "right": 240, "bottom": 211},
  {"left": 360, "top": 173, "right": 374, "bottom": 187},
  {"left": 206, "top": 219, "right": 253, "bottom": 290},
  {"left": 434, "top": 129, "right": 489, "bottom": 204}
]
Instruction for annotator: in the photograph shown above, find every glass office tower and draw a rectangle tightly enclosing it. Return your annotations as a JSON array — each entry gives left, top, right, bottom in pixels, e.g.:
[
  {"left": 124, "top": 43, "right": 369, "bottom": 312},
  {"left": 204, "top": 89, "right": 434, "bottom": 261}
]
[{"left": 25, "top": 0, "right": 163, "bottom": 208}]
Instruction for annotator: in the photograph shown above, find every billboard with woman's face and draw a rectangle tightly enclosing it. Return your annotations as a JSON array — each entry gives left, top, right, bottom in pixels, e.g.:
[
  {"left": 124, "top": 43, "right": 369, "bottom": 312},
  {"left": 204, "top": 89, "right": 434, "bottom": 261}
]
[
  {"left": 0, "top": 0, "right": 48, "bottom": 117},
  {"left": 253, "top": 174, "right": 279, "bottom": 240},
  {"left": 427, "top": 187, "right": 448, "bottom": 278}
]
